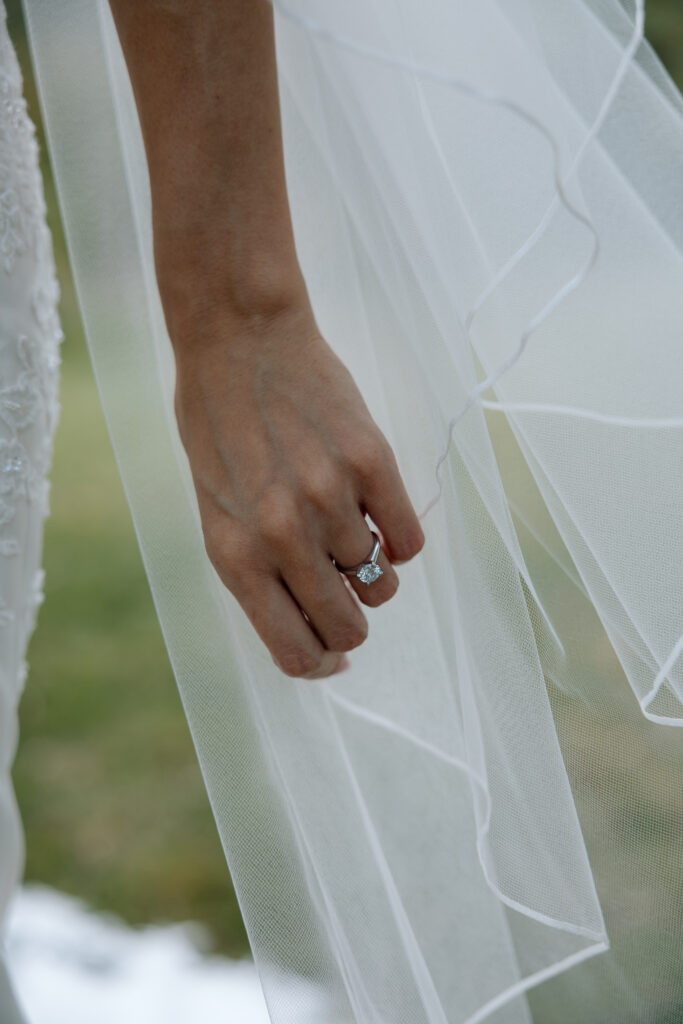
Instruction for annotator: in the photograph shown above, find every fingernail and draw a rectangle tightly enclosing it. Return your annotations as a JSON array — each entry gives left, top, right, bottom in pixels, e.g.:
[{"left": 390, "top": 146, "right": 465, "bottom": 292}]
[{"left": 336, "top": 656, "right": 351, "bottom": 674}]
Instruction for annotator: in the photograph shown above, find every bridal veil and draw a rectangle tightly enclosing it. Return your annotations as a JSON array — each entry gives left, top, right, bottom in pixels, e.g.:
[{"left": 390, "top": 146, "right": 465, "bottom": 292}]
[{"left": 20, "top": 1, "right": 683, "bottom": 1021}]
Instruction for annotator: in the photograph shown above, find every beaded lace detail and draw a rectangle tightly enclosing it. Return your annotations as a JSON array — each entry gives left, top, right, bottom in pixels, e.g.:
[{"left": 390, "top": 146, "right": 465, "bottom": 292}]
[
  {"left": 0, "top": 12, "right": 46, "bottom": 272},
  {"left": 0, "top": 5, "right": 62, "bottom": 687}
]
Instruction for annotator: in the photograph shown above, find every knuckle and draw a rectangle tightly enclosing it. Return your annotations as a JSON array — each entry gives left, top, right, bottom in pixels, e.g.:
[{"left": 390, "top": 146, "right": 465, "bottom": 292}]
[
  {"left": 383, "top": 573, "right": 400, "bottom": 598},
  {"left": 362, "top": 588, "right": 385, "bottom": 608},
  {"left": 303, "top": 653, "right": 344, "bottom": 680},
  {"left": 302, "top": 460, "right": 341, "bottom": 510},
  {"left": 173, "top": 391, "right": 186, "bottom": 446},
  {"left": 394, "top": 526, "right": 425, "bottom": 562},
  {"left": 276, "top": 646, "right": 321, "bottom": 678},
  {"left": 203, "top": 522, "right": 246, "bottom": 576},
  {"left": 362, "top": 573, "right": 398, "bottom": 606},
  {"left": 348, "top": 435, "right": 392, "bottom": 481},
  {"left": 256, "top": 484, "right": 300, "bottom": 549},
  {"left": 201, "top": 516, "right": 223, "bottom": 561},
  {"left": 328, "top": 620, "right": 368, "bottom": 653}
]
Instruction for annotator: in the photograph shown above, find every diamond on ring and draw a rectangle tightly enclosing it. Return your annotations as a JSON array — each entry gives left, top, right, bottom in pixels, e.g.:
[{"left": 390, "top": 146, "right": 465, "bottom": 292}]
[
  {"left": 334, "top": 530, "right": 384, "bottom": 585},
  {"left": 357, "top": 562, "right": 383, "bottom": 585}
]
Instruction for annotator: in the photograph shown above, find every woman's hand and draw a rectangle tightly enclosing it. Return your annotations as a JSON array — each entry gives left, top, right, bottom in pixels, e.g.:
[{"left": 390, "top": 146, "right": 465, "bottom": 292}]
[
  {"left": 172, "top": 293, "right": 424, "bottom": 679},
  {"left": 107, "top": 0, "right": 423, "bottom": 676}
]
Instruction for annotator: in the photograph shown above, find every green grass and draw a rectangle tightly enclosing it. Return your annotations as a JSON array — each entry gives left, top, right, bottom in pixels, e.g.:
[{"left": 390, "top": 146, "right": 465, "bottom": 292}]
[
  {"left": 645, "top": 0, "right": 683, "bottom": 87},
  {"left": 4, "top": 0, "right": 683, "bottom": 968}
]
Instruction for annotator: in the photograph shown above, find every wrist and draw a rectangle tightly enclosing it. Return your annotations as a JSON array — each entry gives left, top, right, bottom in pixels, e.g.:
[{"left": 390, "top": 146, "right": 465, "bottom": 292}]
[{"left": 155, "top": 235, "right": 310, "bottom": 351}]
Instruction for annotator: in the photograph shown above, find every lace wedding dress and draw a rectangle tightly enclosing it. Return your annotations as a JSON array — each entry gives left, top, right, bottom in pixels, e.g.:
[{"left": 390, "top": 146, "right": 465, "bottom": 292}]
[
  {"left": 0, "top": 3, "right": 62, "bottom": 1018},
  {"left": 8, "top": 1, "right": 683, "bottom": 1022}
]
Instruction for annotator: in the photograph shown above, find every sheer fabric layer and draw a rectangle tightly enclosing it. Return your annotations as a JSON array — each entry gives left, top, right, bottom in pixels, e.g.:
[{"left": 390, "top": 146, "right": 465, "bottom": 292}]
[
  {"left": 0, "top": 3, "right": 63, "bottom": 1019},
  {"left": 21, "top": 1, "right": 683, "bottom": 1022}
]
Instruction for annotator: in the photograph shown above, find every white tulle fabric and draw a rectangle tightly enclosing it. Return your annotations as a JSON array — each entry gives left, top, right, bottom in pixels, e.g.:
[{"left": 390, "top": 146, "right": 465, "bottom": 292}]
[{"left": 20, "top": 1, "right": 683, "bottom": 1021}]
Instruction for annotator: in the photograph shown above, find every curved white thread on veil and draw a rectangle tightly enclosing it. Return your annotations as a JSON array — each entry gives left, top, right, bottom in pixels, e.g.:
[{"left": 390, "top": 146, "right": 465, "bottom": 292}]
[
  {"left": 272, "top": 2, "right": 683, "bottom": 727},
  {"left": 641, "top": 633, "right": 683, "bottom": 725},
  {"left": 418, "top": 0, "right": 646, "bottom": 518},
  {"left": 25, "top": 1, "right": 681, "bottom": 1020},
  {"left": 328, "top": 692, "right": 609, "bottom": 1024},
  {"left": 273, "top": 2, "right": 623, "bottom": 991},
  {"left": 268, "top": 0, "right": 646, "bottom": 521},
  {"left": 481, "top": 398, "right": 683, "bottom": 429},
  {"left": 323, "top": 692, "right": 609, "bottom": 1024},
  {"left": 461, "top": 939, "right": 609, "bottom": 1024},
  {"left": 329, "top": 690, "right": 606, "bottom": 942}
]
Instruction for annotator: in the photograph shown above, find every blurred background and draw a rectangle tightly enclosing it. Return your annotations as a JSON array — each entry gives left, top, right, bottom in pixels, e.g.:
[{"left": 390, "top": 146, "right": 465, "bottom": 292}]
[{"left": 4, "top": 0, "right": 683, "bottom": 973}]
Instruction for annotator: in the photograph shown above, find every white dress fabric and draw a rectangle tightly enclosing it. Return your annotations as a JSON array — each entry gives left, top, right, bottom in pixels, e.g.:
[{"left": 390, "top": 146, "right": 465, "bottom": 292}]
[
  {"left": 17, "top": 0, "right": 683, "bottom": 1022},
  {"left": 0, "top": 3, "right": 62, "bottom": 1018}
]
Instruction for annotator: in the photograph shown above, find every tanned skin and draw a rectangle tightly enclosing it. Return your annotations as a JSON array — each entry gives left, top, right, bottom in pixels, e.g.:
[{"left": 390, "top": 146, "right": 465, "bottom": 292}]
[{"left": 107, "top": 0, "right": 424, "bottom": 679}]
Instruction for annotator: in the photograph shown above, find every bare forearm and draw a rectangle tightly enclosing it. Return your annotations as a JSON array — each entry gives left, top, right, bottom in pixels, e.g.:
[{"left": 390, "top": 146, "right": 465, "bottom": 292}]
[
  {"left": 107, "top": 0, "right": 304, "bottom": 336},
  {"left": 109, "top": 1, "right": 424, "bottom": 680}
]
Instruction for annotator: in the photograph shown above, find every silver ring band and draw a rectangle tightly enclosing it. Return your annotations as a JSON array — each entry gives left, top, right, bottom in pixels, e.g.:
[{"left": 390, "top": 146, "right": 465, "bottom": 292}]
[{"left": 334, "top": 530, "right": 384, "bottom": 585}]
